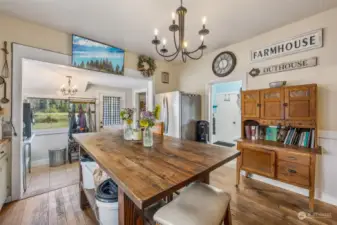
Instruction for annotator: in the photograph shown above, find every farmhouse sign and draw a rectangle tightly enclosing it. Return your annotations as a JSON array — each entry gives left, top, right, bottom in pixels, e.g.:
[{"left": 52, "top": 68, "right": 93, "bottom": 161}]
[
  {"left": 251, "top": 29, "right": 323, "bottom": 62},
  {"left": 249, "top": 57, "right": 318, "bottom": 77}
]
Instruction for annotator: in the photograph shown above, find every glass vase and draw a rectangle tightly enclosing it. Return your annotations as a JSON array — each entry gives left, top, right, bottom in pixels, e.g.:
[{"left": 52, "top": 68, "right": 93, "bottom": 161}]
[
  {"left": 123, "top": 122, "right": 133, "bottom": 140},
  {"left": 143, "top": 127, "right": 153, "bottom": 147}
]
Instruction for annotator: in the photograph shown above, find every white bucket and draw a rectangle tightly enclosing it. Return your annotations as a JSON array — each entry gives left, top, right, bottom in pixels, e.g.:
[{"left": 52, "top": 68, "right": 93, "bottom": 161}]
[
  {"left": 81, "top": 162, "right": 97, "bottom": 189},
  {"left": 96, "top": 200, "right": 119, "bottom": 225}
]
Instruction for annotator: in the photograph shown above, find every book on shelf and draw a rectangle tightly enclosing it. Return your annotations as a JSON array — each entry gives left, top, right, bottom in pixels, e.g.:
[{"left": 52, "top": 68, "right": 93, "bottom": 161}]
[
  {"left": 282, "top": 127, "right": 315, "bottom": 148},
  {"left": 245, "top": 125, "right": 259, "bottom": 140},
  {"left": 265, "top": 126, "right": 278, "bottom": 141}
]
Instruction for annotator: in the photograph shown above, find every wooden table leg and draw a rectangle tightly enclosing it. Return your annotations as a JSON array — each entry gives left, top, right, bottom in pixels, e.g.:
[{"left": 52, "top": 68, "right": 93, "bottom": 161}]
[
  {"left": 236, "top": 154, "right": 241, "bottom": 187},
  {"left": 118, "top": 188, "right": 144, "bottom": 225},
  {"left": 199, "top": 173, "right": 210, "bottom": 184},
  {"left": 309, "top": 155, "right": 316, "bottom": 213}
]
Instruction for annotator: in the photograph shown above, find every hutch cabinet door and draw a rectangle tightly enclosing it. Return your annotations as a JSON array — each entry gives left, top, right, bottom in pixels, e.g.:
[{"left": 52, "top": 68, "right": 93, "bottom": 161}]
[
  {"left": 242, "top": 90, "right": 260, "bottom": 118},
  {"left": 284, "top": 85, "right": 317, "bottom": 120},
  {"left": 260, "top": 88, "right": 284, "bottom": 120},
  {"left": 241, "top": 148, "right": 275, "bottom": 178}
]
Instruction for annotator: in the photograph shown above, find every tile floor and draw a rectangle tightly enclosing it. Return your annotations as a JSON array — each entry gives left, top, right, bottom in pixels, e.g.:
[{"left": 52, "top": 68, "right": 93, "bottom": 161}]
[{"left": 23, "top": 162, "right": 79, "bottom": 199}]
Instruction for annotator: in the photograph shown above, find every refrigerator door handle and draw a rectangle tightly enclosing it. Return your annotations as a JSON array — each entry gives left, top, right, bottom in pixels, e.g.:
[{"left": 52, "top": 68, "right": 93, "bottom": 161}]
[
  {"left": 165, "top": 96, "right": 169, "bottom": 134},
  {"left": 163, "top": 96, "right": 169, "bottom": 134}
]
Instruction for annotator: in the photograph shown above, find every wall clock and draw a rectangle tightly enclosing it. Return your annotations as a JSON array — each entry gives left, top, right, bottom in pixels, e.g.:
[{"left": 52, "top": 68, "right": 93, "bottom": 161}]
[{"left": 212, "top": 51, "right": 237, "bottom": 77}]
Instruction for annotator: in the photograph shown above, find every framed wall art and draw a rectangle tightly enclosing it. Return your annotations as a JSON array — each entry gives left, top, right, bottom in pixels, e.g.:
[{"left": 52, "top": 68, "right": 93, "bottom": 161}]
[{"left": 72, "top": 35, "right": 125, "bottom": 75}]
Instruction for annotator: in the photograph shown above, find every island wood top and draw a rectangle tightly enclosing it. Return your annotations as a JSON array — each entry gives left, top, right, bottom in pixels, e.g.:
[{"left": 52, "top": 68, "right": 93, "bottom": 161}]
[{"left": 73, "top": 131, "right": 240, "bottom": 209}]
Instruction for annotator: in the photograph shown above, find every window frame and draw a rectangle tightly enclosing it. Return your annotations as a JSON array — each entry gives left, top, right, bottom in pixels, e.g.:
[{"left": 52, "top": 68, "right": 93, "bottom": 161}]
[{"left": 26, "top": 97, "right": 70, "bottom": 135}]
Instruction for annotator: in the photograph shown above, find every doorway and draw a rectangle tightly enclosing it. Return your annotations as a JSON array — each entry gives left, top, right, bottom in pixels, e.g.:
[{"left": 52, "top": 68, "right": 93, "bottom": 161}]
[{"left": 211, "top": 80, "right": 242, "bottom": 147}]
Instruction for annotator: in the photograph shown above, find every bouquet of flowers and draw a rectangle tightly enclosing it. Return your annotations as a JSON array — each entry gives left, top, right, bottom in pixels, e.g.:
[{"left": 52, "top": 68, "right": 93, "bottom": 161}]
[
  {"left": 140, "top": 105, "right": 160, "bottom": 128},
  {"left": 120, "top": 108, "right": 135, "bottom": 125}
]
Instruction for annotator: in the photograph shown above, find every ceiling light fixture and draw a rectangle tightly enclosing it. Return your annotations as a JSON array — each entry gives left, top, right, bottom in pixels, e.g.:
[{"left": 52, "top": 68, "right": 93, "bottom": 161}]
[
  {"left": 151, "top": 0, "right": 209, "bottom": 62},
  {"left": 60, "top": 76, "right": 78, "bottom": 96}
]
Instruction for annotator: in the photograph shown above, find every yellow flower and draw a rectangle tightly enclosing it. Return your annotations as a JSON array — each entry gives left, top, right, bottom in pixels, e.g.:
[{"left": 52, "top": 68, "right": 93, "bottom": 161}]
[
  {"left": 126, "top": 119, "right": 133, "bottom": 125},
  {"left": 140, "top": 120, "right": 149, "bottom": 128}
]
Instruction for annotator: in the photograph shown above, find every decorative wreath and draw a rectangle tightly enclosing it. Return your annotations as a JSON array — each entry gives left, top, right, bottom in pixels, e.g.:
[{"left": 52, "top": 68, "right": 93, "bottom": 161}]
[{"left": 137, "top": 55, "right": 157, "bottom": 77}]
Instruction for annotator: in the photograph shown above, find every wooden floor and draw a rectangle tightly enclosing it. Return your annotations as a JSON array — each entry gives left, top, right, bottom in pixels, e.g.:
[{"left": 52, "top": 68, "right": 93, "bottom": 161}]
[
  {"left": 23, "top": 162, "right": 79, "bottom": 199},
  {"left": 1, "top": 165, "right": 336, "bottom": 225}
]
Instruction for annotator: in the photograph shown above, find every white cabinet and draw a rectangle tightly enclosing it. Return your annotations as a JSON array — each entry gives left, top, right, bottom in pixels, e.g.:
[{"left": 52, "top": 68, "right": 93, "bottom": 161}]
[{"left": 0, "top": 146, "right": 9, "bottom": 210}]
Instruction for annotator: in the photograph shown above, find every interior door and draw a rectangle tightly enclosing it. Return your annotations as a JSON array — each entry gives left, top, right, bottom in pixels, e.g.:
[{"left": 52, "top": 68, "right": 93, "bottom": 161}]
[
  {"left": 215, "top": 93, "right": 241, "bottom": 143},
  {"left": 241, "top": 90, "right": 260, "bottom": 118},
  {"left": 99, "top": 94, "right": 125, "bottom": 132},
  {"left": 260, "top": 88, "right": 284, "bottom": 120},
  {"left": 284, "top": 85, "right": 316, "bottom": 120}
]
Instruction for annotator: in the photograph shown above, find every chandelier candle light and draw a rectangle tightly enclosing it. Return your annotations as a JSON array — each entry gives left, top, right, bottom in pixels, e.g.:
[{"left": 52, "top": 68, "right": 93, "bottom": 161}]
[
  {"left": 60, "top": 76, "right": 78, "bottom": 96},
  {"left": 151, "top": 0, "right": 209, "bottom": 62}
]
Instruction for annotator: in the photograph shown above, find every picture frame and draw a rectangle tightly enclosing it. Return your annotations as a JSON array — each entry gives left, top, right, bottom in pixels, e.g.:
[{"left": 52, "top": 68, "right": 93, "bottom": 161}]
[
  {"left": 72, "top": 34, "right": 125, "bottom": 75},
  {"left": 161, "top": 72, "right": 169, "bottom": 84}
]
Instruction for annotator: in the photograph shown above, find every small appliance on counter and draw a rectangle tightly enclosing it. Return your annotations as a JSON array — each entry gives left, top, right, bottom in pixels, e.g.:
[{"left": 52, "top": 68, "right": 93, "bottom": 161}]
[{"left": 196, "top": 120, "right": 209, "bottom": 143}]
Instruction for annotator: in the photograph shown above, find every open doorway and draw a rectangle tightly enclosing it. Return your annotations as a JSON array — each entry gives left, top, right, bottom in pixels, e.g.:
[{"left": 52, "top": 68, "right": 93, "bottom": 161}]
[
  {"left": 211, "top": 80, "right": 242, "bottom": 147},
  {"left": 133, "top": 90, "right": 147, "bottom": 122}
]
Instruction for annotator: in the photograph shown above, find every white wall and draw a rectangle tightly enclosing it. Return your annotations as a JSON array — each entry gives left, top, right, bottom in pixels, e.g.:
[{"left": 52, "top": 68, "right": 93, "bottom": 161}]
[
  {"left": 178, "top": 8, "right": 337, "bottom": 205},
  {"left": 31, "top": 133, "right": 68, "bottom": 166}
]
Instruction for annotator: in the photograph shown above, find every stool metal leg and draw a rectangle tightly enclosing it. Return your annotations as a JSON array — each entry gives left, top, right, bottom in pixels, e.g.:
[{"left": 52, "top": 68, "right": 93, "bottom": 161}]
[{"left": 223, "top": 203, "right": 232, "bottom": 225}]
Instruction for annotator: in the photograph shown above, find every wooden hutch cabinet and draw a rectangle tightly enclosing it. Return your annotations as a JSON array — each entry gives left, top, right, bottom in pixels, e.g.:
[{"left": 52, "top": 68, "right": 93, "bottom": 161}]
[{"left": 236, "top": 84, "right": 321, "bottom": 212}]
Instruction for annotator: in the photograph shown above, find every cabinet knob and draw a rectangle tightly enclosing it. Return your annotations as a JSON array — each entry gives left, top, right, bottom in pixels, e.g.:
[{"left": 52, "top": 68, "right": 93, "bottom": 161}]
[
  {"left": 0, "top": 151, "right": 4, "bottom": 154},
  {"left": 283, "top": 103, "right": 288, "bottom": 107},
  {"left": 257, "top": 103, "right": 261, "bottom": 107}
]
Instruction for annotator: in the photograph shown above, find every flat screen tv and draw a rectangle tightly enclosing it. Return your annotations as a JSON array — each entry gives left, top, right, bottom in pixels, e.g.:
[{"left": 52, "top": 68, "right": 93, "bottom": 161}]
[{"left": 72, "top": 35, "right": 125, "bottom": 75}]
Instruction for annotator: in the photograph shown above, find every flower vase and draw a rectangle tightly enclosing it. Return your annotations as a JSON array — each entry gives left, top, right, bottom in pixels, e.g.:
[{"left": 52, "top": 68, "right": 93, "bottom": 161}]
[
  {"left": 143, "top": 127, "right": 153, "bottom": 147},
  {"left": 123, "top": 122, "right": 133, "bottom": 140}
]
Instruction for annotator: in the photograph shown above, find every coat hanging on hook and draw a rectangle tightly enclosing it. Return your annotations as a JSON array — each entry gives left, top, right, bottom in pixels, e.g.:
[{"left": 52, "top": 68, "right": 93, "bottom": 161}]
[{"left": 1, "top": 41, "right": 9, "bottom": 78}]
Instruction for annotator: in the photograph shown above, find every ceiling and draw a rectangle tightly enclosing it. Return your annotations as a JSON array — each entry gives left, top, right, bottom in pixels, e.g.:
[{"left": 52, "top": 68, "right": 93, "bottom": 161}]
[
  {"left": 22, "top": 59, "right": 150, "bottom": 92},
  {"left": 1, "top": 0, "right": 337, "bottom": 60}
]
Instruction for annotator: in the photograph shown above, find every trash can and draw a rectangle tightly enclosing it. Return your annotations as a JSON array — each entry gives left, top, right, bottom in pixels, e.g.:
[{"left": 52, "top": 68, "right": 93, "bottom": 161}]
[
  {"left": 96, "top": 179, "right": 119, "bottom": 225},
  {"left": 81, "top": 161, "right": 98, "bottom": 189},
  {"left": 49, "top": 147, "right": 66, "bottom": 167}
]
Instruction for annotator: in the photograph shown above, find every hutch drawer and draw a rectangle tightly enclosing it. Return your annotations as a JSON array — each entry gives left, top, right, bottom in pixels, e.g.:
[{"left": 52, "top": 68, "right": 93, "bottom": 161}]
[
  {"left": 277, "top": 151, "right": 310, "bottom": 166},
  {"left": 276, "top": 160, "right": 310, "bottom": 187}
]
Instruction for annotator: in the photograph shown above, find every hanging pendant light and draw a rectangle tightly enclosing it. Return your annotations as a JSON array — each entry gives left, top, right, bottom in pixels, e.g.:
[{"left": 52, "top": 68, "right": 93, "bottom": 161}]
[{"left": 151, "top": 0, "right": 209, "bottom": 62}]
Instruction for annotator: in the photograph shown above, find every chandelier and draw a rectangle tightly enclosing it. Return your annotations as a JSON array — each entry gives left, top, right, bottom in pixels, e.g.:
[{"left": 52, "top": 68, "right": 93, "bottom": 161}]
[
  {"left": 151, "top": 0, "right": 209, "bottom": 62},
  {"left": 60, "top": 76, "right": 78, "bottom": 96}
]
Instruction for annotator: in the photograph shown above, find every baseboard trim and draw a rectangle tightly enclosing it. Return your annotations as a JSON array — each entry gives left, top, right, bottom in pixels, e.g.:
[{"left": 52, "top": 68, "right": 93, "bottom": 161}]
[
  {"left": 241, "top": 171, "right": 337, "bottom": 207},
  {"left": 31, "top": 159, "right": 49, "bottom": 167}
]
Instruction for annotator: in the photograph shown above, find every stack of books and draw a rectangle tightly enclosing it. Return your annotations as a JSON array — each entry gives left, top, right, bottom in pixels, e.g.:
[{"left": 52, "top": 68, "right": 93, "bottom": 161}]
[
  {"left": 282, "top": 128, "right": 315, "bottom": 148},
  {"left": 245, "top": 125, "right": 259, "bottom": 140}
]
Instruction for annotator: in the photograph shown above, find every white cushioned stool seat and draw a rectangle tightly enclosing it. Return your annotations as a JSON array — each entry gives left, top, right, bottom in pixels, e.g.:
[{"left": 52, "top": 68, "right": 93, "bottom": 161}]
[{"left": 153, "top": 182, "right": 231, "bottom": 225}]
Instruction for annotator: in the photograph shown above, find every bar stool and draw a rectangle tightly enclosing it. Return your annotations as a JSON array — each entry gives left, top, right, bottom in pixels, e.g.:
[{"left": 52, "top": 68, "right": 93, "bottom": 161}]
[{"left": 153, "top": 182, "right": 232, "bottom": 225}]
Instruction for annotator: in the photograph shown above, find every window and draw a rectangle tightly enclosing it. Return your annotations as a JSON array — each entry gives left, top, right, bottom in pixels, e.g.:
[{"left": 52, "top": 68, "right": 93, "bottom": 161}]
[
  {"left": 102, "top": 96, "right": 121, "bottom": 126},
  {"left": 28, "top": 98, "right": 69, "bottom": 130}
]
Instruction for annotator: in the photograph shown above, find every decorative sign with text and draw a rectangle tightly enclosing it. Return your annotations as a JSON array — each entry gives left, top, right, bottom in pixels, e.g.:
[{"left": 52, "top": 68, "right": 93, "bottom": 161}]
[
  {"left": 251, "top": 29, "right": 323, "bottom": 62},
  {"left": 249, "top": 57, "right": 318, "bottom": 77}
]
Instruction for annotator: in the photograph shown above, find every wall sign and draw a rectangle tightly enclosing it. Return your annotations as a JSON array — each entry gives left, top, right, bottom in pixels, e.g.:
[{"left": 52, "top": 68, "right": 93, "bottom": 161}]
[
  {"left": 249, "top": 57, "right": 318, "bottom": 77},
  {"left": 251, "top": 29, "right": 323, "bottom": 62}
]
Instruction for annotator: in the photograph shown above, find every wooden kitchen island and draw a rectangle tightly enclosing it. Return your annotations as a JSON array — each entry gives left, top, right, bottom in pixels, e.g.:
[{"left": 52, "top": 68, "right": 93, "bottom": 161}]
[{"left": 73, "top": 131, "right": 240, "bottom": 225}]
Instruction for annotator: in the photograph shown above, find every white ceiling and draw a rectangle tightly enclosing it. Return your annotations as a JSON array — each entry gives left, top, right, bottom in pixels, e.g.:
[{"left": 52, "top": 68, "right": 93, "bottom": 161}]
[
  {"left": 1, "top": 0, "right": 337, "bottom": 60},
  {"left": 22, "top": 59, "right": 150, "bottom": 92}
]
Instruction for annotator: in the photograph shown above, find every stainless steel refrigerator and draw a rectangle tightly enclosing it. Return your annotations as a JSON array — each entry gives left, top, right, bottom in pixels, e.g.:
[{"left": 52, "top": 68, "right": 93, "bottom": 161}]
[{"left": 155, "top": 91, "right": 201, "bottom": 140}]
